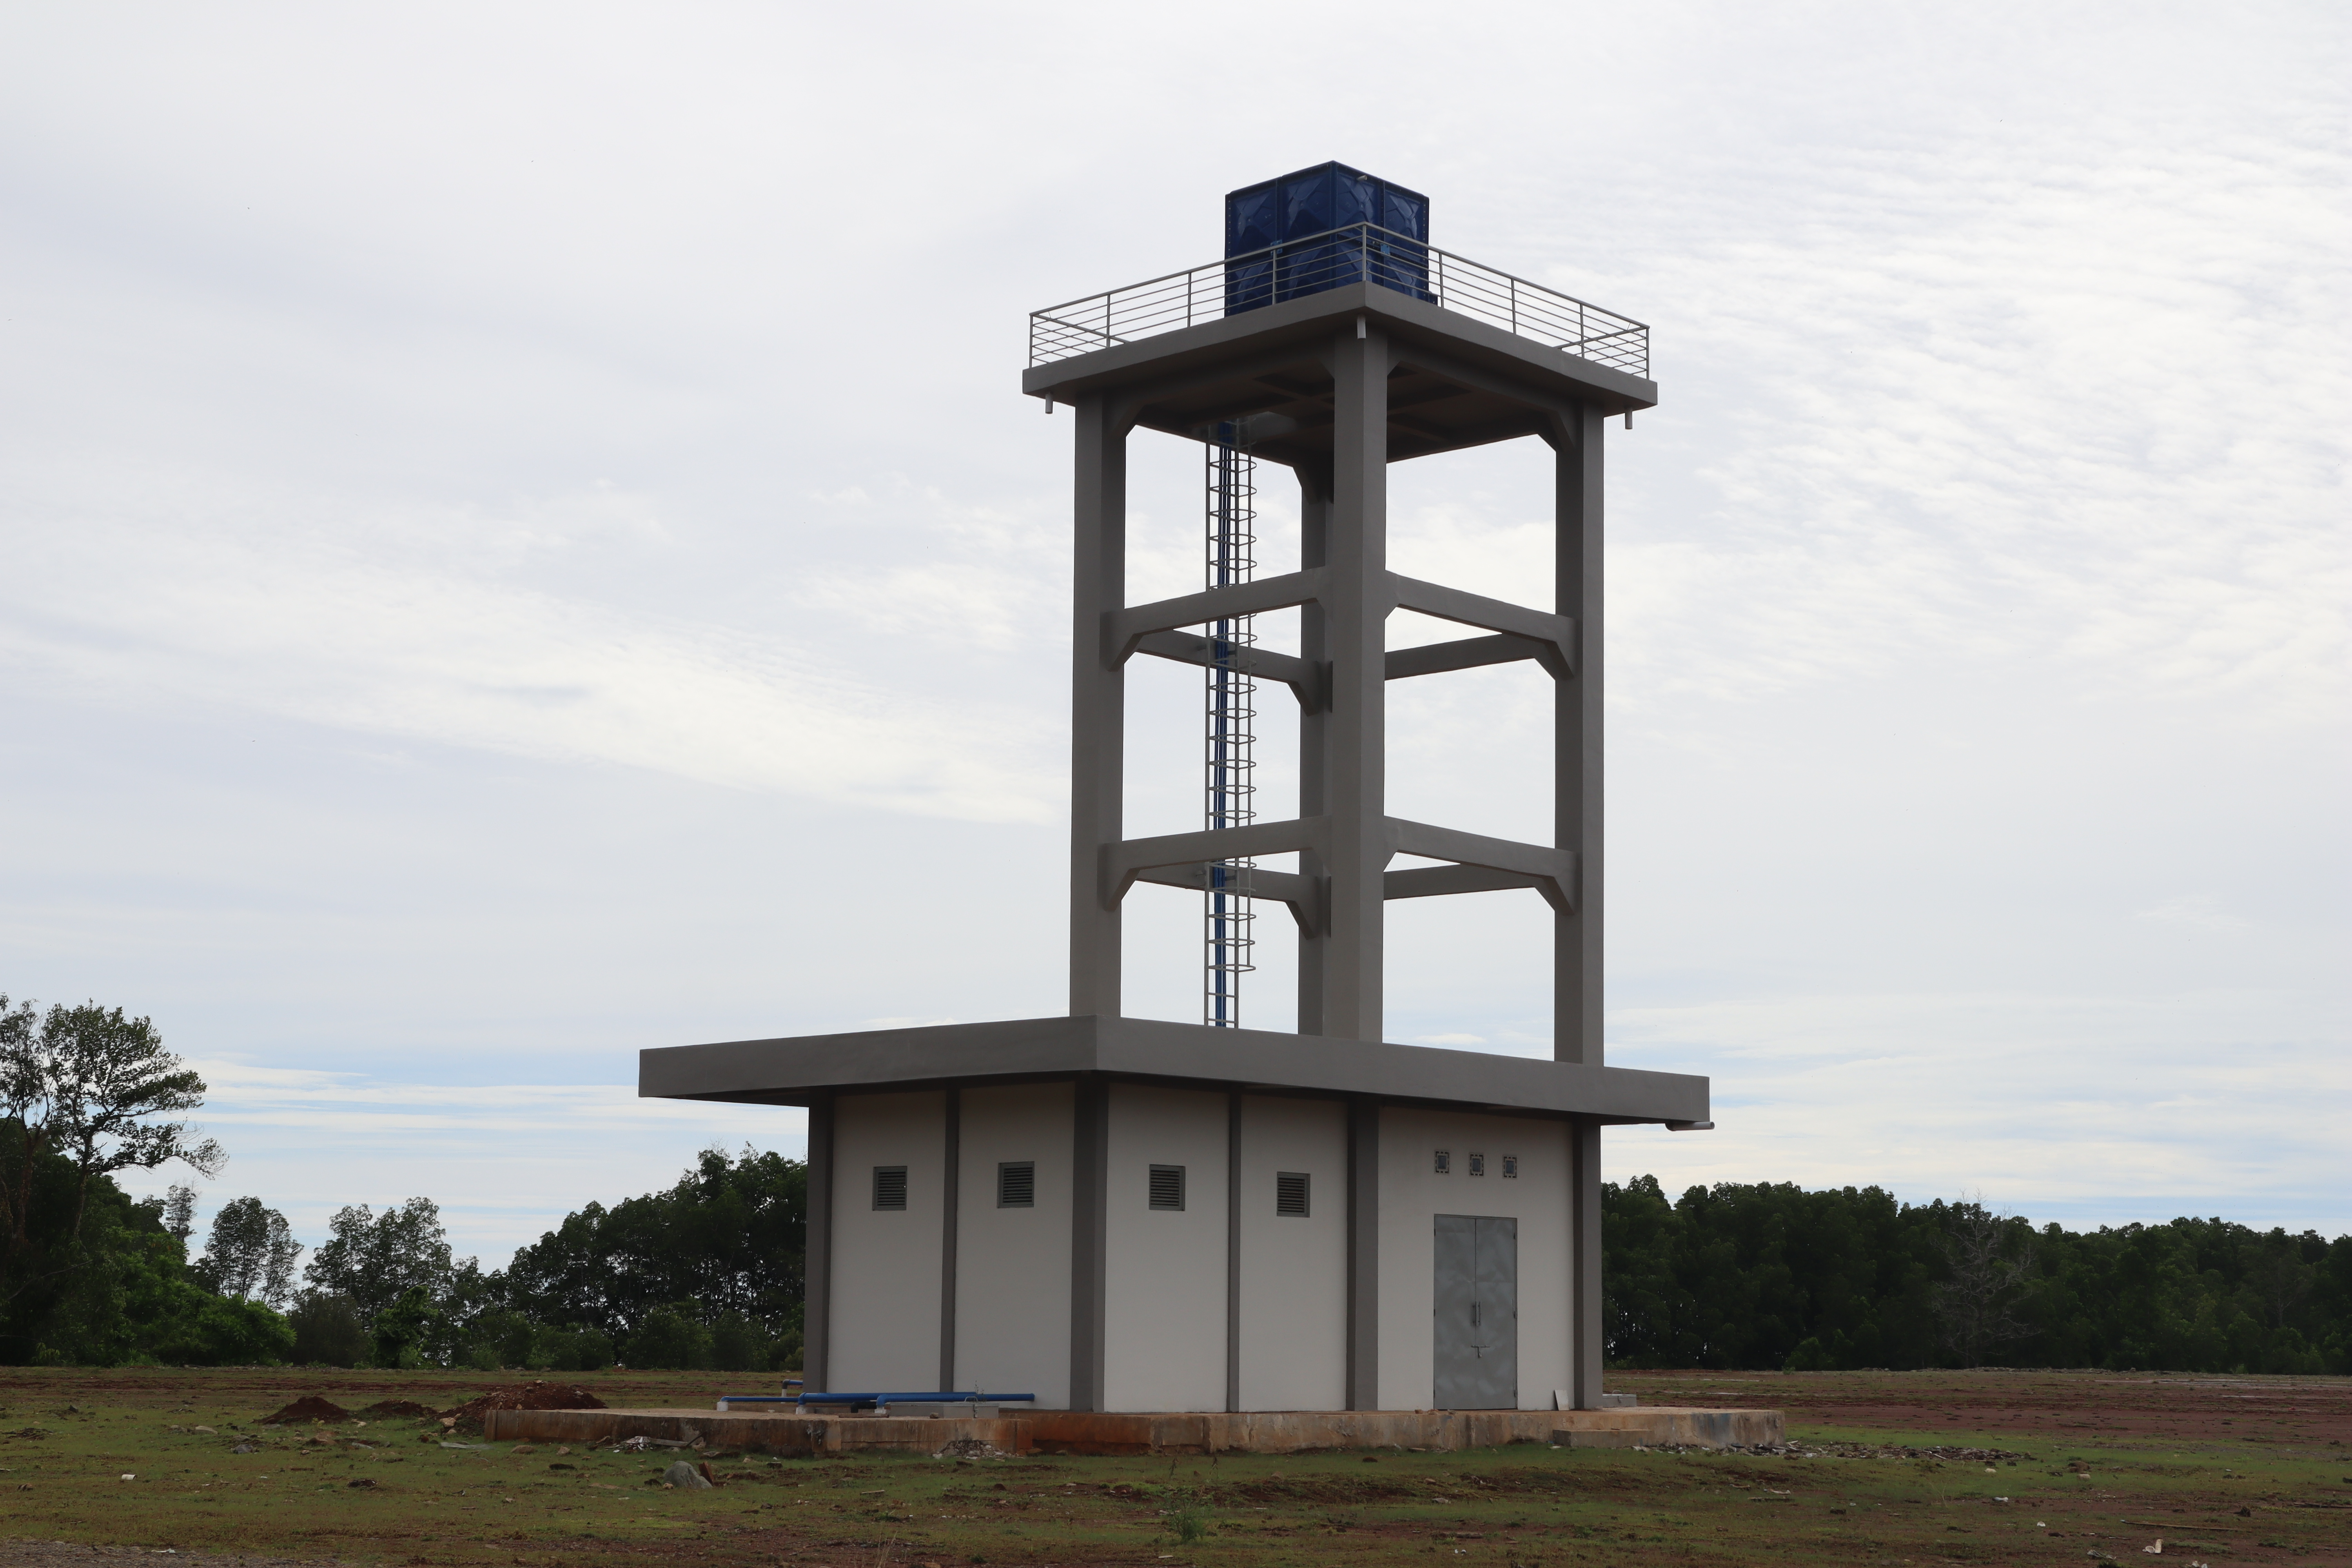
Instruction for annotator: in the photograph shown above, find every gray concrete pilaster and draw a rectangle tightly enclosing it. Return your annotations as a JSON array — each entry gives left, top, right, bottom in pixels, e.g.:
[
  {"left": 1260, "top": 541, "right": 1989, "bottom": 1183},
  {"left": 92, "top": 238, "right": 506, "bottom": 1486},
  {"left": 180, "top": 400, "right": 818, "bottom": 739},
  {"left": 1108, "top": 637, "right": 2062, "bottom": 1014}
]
[
  {"left": 1069, "top": 397, "right": 1127, "bottom": 1018},
  {"left": 803, "top": 1092, "right": 834, "bottom": 1394},
  {"left": 1225, "top": 1090, "right": 1241, "bottom": 1412},
  {"left": 1345, "top": 1094, "right": 1380, "bottom": 1410},
  {"left": 1069, "top": 1077, "right": 1109, "bottom": 1411},
  {"left": 939, "top": 1086, "right": 960, "bottom": 1391},
  {"left": 1570, "top": 1116, "right": 1603, "bottom": 1408},
  {"left": 1321, "top": 328, "right": 1391, "bottom": 1044}
]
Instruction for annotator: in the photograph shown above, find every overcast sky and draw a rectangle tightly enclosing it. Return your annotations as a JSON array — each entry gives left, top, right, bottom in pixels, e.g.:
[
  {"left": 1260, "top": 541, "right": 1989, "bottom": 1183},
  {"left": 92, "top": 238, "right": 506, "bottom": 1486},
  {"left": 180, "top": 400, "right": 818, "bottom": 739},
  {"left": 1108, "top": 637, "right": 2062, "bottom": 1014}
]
[{"left": 3, "top": 2, "right": 2345, "bottom": 1268}]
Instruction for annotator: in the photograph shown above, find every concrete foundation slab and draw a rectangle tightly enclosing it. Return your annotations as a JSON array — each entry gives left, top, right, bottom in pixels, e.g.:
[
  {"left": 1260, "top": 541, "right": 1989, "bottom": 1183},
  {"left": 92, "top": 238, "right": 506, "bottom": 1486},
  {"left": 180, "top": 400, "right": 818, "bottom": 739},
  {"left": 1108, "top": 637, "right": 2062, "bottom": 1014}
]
[{"left": 484, "top": 1404, "right": 1781, "bottom": 1455}]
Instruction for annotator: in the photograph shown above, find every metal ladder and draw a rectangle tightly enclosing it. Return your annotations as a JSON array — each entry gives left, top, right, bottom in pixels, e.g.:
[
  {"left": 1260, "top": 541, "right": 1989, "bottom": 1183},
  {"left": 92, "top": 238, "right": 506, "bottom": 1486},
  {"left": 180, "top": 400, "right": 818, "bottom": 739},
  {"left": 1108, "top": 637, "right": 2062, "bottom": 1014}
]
[{"left": 1203, "top": 426, "right": 1256, "bottom": 1027}]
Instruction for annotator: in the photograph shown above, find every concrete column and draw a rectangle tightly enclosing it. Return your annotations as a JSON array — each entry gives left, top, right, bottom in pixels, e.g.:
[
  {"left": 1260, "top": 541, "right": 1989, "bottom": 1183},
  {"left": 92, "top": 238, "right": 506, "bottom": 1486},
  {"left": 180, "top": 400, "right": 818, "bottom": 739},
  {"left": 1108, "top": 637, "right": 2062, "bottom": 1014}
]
[
  {"left": 1344, "top": 1095, "right": 1380, "bottom": 1409},
  {"left": 1321, "top": 326, "right": 1391, "bottom": 1044},
  {"left": 1295, "top": 466, "right": 1331, "bottom": 1035},
  {"left": 1070, "top": 397, "right": 1128, "bottom": 1018},
  {"left": 803, "top": 1092, "right": 835, "bottom": 1393},
  {"left": 1068, "top": 1076, "right": 1109, "bottom": 1410},
  {"left": 1555, "top": 407, "right": 1604, "bottom": 1064},
  {"left": 1570, "top": 1117, "right": 1603, "bottom": 1408}
]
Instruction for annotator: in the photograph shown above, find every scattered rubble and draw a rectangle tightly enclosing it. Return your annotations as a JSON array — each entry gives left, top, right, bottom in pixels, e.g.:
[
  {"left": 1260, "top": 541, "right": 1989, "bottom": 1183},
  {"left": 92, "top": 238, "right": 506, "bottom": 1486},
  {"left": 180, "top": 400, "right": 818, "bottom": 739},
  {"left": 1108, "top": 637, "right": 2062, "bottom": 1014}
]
[
  {"left": 935, "top": 1437, "right": 1010, "bottom": 1460},
  {"left": 662, "top": 1459, "right": 713, "bottom": 1490},
  {"left": 1639, "top": 1440, "right": 2036, "bottom": 1463}
]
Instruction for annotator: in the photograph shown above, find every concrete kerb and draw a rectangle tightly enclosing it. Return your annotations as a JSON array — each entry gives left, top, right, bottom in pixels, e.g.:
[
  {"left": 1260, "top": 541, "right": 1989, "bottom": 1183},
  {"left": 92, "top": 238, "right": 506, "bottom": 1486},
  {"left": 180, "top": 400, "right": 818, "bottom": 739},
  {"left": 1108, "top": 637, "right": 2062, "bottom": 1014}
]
[{"left": 483, "top": 1406, "right": 1782, "bottom": 1457}]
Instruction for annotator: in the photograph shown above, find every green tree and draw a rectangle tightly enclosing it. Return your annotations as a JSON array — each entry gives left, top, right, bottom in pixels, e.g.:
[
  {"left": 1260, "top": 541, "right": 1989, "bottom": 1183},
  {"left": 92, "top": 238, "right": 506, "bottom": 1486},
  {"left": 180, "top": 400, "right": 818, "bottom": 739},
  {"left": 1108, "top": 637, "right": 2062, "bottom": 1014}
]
[
  {"left": 302, "top": 1197, "right": 461, "bottom": 1318},
  {"left": 9, "top": 1154, "right": 289, "bottom": 1366},
  {"left": 161, "top": 1184, "right": 197, "bottom": 1243},
  {"left": 289, "top": 1293, "right": 370, "bottom": 1367},
  {"left": 1, "top": 994, "right": 223, "bottom": 1324},
  {"left": 624, "top": 1302, "right": 713, "bottom": 1369},
  {"left": 371, "top": 1284, "right": 439, "bottom": 1368},
  {"left": 192, "top": 1196, "right": 304, "bottom": 1308},
  {"left": 504, "top": 1145, "right": 804, "bottom": 1355},
  {"left": 1602, "top": 1178, "right": 2350, "bottom": 1375}
]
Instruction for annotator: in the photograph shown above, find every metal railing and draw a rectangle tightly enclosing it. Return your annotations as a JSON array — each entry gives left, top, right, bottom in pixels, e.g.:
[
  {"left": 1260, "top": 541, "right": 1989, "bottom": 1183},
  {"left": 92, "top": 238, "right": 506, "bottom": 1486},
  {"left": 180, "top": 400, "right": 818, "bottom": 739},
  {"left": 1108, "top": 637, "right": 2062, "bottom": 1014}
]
[{"left": 1029, "top": 223, "right": 1648, "bottom": 378}]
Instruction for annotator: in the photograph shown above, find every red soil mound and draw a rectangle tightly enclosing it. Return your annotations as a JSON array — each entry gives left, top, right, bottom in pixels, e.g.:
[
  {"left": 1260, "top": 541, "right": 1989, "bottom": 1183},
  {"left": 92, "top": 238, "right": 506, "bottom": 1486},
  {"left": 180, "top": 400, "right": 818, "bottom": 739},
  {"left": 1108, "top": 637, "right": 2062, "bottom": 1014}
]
[
  {"left": 355, "top": 1399, "right": 435, "bottom": 1419},
  {"left": 439, "top": 1380, "right": 606, "bottom": 1430},
  {"left": 258, "top": 1395, "right": 354, "bottom": 1425}
]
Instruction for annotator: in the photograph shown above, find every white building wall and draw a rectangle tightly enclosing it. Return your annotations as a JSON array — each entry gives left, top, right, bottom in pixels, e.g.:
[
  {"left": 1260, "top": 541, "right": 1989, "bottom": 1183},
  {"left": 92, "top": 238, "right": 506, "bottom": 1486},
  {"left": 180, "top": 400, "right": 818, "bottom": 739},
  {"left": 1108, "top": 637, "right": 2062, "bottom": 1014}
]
[
  {"left": 827, "top": 1090, "right": 945, "bottom": 1392},
  {"left": 1376, "top": 1109, "right": 1572, "bottom": 1411},
  {"left": 1234, "top": 1094, "right": 1347, "bottom": 1411},
  {"left": 1101, "top": 1083, "right": 1229, "bottom": 1412},
  {"left": 951, "top": 1082, "right": 1074, "bottom": 1408}
]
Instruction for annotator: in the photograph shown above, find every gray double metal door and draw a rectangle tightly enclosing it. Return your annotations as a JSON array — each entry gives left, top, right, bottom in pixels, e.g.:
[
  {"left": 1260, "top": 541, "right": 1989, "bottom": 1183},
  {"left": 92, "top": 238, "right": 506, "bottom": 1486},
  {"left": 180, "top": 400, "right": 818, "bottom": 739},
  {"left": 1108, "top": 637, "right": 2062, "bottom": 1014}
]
[{"left": 1432, "top": 1214, "right": 1518, "bottom": 1409}]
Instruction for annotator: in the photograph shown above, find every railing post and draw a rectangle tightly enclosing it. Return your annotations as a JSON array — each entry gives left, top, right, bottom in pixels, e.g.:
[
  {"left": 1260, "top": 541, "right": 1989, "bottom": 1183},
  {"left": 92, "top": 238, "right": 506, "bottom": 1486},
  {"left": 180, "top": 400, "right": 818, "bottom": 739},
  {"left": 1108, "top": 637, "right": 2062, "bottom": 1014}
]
[{"left": 1510, "top": 276, "right": 1518, "bottom": 335}]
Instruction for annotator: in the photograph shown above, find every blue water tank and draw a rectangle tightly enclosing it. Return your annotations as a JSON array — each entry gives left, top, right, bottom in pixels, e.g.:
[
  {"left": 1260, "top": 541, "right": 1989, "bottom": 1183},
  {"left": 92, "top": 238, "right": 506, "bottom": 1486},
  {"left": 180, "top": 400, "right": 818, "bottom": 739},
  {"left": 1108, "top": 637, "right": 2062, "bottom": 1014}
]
[{"left": 1223, "top": 162, "right": 1431, "bottom": 315}]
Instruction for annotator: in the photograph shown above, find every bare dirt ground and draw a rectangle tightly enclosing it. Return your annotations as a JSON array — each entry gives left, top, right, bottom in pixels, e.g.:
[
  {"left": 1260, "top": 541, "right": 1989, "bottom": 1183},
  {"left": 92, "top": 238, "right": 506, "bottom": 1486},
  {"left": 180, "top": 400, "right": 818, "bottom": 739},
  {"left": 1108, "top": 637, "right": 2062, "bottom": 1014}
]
[
  {"left": 2, "top": 1365, "right": 2346, "bottom": 1566},
  {"left": 1617, "top": 1367, "right": 2352, "bottom": 1451}
]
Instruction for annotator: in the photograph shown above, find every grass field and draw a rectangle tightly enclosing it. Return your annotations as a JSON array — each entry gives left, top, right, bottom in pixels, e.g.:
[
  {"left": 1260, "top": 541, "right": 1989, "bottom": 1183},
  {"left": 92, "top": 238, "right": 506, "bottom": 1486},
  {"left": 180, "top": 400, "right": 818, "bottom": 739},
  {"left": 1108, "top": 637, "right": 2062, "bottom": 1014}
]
[{"left": 2, "top": 1365, "right": 2346, "bottom": 1566}]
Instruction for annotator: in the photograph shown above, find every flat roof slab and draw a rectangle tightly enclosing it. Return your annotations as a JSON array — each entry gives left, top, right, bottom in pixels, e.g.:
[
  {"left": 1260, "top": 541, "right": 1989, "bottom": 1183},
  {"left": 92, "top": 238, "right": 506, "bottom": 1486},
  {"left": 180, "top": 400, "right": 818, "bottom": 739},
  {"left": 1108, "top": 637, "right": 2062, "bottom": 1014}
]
[
  {"left": 640, "top": 1014, "right": 1706, "bottom": 1125},
  {"left": 1022, "top": 281, "right": 1658, "bottom": 466}
]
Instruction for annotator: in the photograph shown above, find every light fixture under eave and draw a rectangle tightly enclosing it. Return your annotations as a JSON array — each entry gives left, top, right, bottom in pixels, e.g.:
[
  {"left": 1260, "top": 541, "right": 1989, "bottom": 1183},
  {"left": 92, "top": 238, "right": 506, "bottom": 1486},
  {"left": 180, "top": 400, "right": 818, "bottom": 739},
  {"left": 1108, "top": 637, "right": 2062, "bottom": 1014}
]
[{"left": 1665, "top": 1120, "right": 1716, "bottom": 1132}]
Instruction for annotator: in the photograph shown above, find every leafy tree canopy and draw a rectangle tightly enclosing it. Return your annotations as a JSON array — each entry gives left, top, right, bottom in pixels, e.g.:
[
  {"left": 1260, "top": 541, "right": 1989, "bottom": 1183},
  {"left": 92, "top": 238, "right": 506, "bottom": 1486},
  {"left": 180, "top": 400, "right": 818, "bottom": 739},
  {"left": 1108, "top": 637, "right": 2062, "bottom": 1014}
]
[
  {"left": 2, "top": 993, "right": 223, "bottom": 1316},
  {"left": 303, "top": 1197, "right": 463, "bottom": 1319},
  {"left": 1605, "top": 1176, "right": 2352, "bottom": 1375},
  {"left": 503, "top": 1144, "right": 805, "bottom": 1347}
]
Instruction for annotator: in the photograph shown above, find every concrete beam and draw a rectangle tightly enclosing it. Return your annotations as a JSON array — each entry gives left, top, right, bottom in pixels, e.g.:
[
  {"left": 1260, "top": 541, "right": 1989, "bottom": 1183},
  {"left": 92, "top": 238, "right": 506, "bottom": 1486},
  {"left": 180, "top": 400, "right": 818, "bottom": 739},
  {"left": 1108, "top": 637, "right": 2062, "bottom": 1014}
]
[
  {"left": 1383, "top": 817, "right": 1575, "bottom": 916},
  {"left": 1387, "top": 573, "right": 1573, "bottom": 679},
  {"left": 1109, "top": 818, "right": 1330, "bottom": 903},
  {"left": 1106, "top": 570, "right": 1328, "bottom": 664},
  {"left": 1131, "top": 862, "right": 1319, "bottom": 935},
  {"left": 1384, "top": 633, "right": 1548, "bottom": 683},
  {"left": 1133, "top": 629, "right": 1319, "bottom": 711},
  {"left": 1383, "top": 863, "right": 1543, "bottom": 900}
]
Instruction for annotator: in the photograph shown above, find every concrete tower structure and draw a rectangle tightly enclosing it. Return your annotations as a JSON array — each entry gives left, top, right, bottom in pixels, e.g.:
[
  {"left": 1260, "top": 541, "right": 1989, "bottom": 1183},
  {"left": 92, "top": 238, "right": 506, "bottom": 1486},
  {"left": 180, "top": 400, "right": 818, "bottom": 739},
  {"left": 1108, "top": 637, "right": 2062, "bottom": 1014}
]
[{"left": 643, "top": 165, "right": 1711, "bottom": 1414}]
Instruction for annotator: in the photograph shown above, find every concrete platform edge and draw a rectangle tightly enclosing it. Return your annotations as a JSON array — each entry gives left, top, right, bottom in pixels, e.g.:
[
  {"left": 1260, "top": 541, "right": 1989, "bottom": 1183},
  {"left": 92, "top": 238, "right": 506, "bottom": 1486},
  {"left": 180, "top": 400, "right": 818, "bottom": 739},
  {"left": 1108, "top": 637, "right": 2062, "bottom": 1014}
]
[{"left": 483, "top": 1405, "right": 1782, "bottom": 1455}]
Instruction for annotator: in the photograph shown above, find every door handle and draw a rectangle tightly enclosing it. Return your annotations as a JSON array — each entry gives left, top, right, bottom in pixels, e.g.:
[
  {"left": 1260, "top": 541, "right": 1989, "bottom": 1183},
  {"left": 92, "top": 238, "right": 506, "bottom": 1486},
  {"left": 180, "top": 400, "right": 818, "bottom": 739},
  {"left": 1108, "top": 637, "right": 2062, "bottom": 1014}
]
[{"left": 1471, "top": 1302, "right": 1480, "bottom": 1326}]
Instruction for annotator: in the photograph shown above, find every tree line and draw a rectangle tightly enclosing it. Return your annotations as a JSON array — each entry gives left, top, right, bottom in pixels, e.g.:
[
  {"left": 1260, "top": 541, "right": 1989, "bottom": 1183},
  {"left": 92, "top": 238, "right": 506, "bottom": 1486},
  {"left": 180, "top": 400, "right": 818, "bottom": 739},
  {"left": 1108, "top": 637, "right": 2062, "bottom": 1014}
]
[
  {"left": 1604, "top": 1174, "right": 2352, "bottom": 1375},
  {"left": 6, "top": 989, "right": 2348, "bottom": 1374},
  {"left": 2, "top": 989, "right": 805, "bottom": 1371}
]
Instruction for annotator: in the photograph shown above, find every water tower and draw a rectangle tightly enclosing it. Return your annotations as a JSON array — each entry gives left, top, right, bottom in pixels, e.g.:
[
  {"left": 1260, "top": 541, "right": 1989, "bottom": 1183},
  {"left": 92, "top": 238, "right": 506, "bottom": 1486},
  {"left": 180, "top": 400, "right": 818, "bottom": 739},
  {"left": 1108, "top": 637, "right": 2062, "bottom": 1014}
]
[{"left": 644, "top": 163, "right": 1711, "bottom": 1414}]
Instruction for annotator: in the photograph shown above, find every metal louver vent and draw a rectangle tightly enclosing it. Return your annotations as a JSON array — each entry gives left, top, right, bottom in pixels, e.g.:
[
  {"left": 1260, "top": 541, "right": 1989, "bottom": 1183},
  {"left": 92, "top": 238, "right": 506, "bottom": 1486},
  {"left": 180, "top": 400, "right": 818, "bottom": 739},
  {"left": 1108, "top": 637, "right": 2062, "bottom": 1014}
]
[
  {"left": 997, "top": 1160, "right": 1035, "bottom": 1208},
  {"left": 1275, "top": 1171, "right": 1309, "bottom": 1217},
  {"left": 872, "top": 1165, "right": 908, "bottom": 1210},
  {"left": 1148, "top": 1163, "right": 1186, "bottom": 1211}
]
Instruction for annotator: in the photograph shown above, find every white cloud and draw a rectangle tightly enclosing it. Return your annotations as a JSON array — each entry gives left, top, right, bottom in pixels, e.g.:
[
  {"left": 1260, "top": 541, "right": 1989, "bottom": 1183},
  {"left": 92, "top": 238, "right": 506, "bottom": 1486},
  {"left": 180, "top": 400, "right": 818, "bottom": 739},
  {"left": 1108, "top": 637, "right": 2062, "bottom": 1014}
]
[
  {"left": 0, "top": 473, "right": 1062, "bottom": 824},
  {"left": 2136, "top": 896, "right": 2254, "bottom": 933}
]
